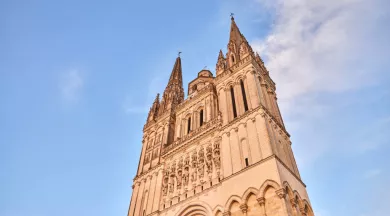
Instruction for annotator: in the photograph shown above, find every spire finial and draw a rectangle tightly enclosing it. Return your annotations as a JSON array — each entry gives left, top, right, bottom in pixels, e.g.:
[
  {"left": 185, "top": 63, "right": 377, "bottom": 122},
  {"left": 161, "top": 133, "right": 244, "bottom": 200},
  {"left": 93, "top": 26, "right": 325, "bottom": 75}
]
[
  {"left": 178, "top": 51, "right": 182, "bottom": 57},
  {"left": 230, "top": 12, "right": 234, "bottom": 20}
]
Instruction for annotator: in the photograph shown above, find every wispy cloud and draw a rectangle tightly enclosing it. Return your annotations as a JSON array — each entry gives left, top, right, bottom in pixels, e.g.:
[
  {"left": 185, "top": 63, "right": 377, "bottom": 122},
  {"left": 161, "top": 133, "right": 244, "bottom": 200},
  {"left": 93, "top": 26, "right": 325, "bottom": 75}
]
[
  {"left": 248, "top": 0, "right": 390, "bottom": 166},
  {"left": 59, "top": 69, "right": 84, "bottom": 104},
  {"left": 252, "top": 0, "right": 390, "bottom": 112}
]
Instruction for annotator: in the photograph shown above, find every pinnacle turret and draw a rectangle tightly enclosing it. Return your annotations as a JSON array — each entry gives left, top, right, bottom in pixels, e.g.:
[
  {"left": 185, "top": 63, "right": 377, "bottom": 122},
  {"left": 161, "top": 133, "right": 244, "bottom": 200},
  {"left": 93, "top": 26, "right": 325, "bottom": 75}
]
[
  {"left": 216, "top": 50, "right": 226, "bottom": 75},
  {"left": 158, "top": 57, "right": 185, "bottom": 116},
  {"left": 147, "top": 93, "right": 160, "bottom": 122},
  {"left": 226, "top": 16, "right": 254, "bottom": 67}
]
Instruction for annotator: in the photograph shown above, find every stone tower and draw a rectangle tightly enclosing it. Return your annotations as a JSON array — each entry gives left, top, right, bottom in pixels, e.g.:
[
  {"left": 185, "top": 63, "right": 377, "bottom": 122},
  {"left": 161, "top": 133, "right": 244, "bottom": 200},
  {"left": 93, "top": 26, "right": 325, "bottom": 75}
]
[{"left": 128, "top": 17, "right": 315, "bottom": 216}]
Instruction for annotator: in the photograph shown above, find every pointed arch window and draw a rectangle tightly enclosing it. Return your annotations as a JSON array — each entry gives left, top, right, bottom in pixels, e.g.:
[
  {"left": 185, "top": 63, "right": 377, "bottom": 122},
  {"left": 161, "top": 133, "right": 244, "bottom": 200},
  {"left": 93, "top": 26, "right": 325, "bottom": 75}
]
[
  {"left": 187, "top": 117, "right": 191, "bottom": 134},
  {"left": 199, "top": 109, "right": 204, "bottom": 126},
  {"left": 240, "top": 79, "right": 249, "bottom": 112},
  {"left": 231, "top": 55, "right": 235, "bottom": 64},
  {"left": 230, "top": 86, "right": 237, "bottom": 118}
]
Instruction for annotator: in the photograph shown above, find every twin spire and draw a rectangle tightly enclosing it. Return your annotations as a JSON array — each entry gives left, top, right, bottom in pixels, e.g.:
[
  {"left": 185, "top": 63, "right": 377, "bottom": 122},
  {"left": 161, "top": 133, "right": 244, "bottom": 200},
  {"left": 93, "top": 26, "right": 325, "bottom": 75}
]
[{"left": 147, "top": 15, "right": 259, "bottom": 122}]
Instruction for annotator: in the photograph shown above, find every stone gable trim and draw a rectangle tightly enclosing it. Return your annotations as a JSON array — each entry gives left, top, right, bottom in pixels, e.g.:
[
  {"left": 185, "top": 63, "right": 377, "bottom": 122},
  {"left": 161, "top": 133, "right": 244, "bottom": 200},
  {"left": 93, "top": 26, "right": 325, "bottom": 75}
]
[{"left": 161, "top": 118, "right": 221, "bottom": 158}]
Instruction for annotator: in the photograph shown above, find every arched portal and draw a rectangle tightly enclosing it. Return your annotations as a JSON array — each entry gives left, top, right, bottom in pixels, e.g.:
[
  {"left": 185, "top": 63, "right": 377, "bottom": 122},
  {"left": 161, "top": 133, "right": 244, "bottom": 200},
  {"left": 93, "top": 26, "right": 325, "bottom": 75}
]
[{"left": 176, "top": 204, "right": 211, "bottom": 216}]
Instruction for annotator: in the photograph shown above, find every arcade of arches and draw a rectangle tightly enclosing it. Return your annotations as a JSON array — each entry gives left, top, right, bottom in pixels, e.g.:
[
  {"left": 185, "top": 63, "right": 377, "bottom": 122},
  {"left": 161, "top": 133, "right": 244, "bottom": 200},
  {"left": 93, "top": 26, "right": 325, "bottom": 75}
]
[{"left": 176, "top": 181, "right": 314, "bottom": 216}]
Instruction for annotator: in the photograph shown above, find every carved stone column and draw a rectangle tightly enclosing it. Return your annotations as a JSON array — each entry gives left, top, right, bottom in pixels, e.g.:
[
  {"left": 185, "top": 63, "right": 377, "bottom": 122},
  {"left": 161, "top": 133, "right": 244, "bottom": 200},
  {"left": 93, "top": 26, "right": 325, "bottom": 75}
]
[
  {"left": 240, "top": 203, "right": 248, "bottom": 216},
  {"left": 257, "top": 197, "right": 267, "bottom": 216},
  {"left": 223, "top": 211, "right": 231, "bottom": 216},
  {"left": 276, "top": 188, "right": 289, "bottom": 216},
  {"left": 290, "top": 198, "right": 298, "bottom": 216},
  {"left": 300, "top": 207, "right": 308, "bottom": 216}
]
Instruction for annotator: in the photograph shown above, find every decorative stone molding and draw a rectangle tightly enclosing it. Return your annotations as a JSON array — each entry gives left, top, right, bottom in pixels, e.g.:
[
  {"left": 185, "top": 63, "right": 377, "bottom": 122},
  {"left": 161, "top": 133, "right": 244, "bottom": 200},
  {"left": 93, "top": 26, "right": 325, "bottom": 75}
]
[
  {"left": 290, "top": 198, "right": 297, "bottom": 207},
  {"left": 240, "top": 204, "right": 248, "bottom": 213},
  {"left": 276, "top": 188, "right": 286, "bottom": 199},
  {"left": 223, "top": 211, "right": 231, "bottom": 216},
  {"left": 257, "top": 197, "right": 265, "bottom": 205},
  {"left": 300, "top": 207, "right": 308, "bottom": 216}
]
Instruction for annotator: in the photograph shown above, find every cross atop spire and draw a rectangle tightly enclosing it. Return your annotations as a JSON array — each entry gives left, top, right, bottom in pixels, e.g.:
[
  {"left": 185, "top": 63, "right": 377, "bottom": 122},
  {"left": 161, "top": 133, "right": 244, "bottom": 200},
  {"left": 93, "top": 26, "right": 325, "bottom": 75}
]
[
  {"left": 168, "top": 56, "right": 183, "bottom": 85},
  {"left": 230, "top": 12, "right": 234, "bottom": 20},
  {"left": 229, "top": 15, "right": 243, "bottom": 43}
]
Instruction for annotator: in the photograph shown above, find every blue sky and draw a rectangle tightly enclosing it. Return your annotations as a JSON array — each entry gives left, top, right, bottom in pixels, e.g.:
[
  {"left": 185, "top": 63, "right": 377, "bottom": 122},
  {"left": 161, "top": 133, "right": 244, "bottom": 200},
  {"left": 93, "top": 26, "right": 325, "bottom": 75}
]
[{"left": 1, "top": 0, "right": 389, "bottom": 216}]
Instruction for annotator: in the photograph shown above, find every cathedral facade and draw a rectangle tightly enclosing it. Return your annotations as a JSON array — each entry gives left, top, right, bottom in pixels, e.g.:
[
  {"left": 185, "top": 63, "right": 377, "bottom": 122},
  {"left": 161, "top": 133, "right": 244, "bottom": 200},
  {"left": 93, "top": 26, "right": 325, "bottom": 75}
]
[{"left": 127, "top": 17, "right": 315, "bottom": 216}]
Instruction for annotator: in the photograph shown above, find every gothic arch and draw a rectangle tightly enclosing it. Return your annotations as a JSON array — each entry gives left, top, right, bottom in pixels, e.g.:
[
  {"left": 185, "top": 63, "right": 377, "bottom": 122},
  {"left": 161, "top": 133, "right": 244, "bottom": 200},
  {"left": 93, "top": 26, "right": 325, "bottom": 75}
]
[
  {"left": 242, "top": 187, "right": 259, "bottom": 203},
  {"left": 234, "top": 74, "right": 246, "bottom": 84},
  {"left": 212, "top": 205, "right": 224, "bottom": 216},
  {"left": 293, "top": 190, "right": 304, "bottom": 209},
  {"left": 224, "top": 195, "right": 242, "bottom": 210},
  {"left": 195, "top": 104, "right": 205, "bottom": 112},
  {"left": 258, "top": 179, "right": 281, "bottom": 198},
  {"left": 282, "top": 181, "right": 294, "bottom": 198},
  {"left": 302, "top": 199, "right": 314, "bottom": 215},
  {"left": 217, "top": 86, "right": 226, "bottom": 95},
  {"left": 175, "top": 201, "right": 213, "bottom": 216},
  {"left": 244, "top": 69, "right": 254, "bottom": 76},
  {"left": 225, "top": 81, "right": 235, "bottom": 89}
]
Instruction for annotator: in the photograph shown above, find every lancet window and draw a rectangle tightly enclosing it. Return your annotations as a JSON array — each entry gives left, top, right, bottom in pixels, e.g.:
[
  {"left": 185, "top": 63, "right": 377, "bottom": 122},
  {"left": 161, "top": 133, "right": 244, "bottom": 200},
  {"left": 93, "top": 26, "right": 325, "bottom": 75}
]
[
  {"left": 240, "top": 79, "right": 249, "bottom": 112},
  {"left": 230, "top": 86, "right": 237, "bottom": 118},
  {"left": 199, "top": 109, "right": 204, "bottom": 126}
]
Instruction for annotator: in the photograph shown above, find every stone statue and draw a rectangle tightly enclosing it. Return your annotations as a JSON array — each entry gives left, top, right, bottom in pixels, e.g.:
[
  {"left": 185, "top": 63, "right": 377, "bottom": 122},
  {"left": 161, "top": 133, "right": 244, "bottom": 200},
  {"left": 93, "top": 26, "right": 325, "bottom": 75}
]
[
  {"left": 162, "top": 168, "right": 169, "bottom": 196},
  {"left": 183, "top": 167, "right": 189, "bottom": 186},
  {"left": 176, "top": 170, "right": 182, "bottom": 190}
]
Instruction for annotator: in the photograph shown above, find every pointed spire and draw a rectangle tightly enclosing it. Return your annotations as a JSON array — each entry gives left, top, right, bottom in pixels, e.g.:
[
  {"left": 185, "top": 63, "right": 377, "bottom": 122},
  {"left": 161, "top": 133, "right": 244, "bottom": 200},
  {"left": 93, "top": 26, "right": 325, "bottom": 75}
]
[
  {"left": 216, "top": 50, "right": 226, "bottom": 75},
  {"left": 153, "top": 93, "right": 160, "bottom": 105},
  {"left": 147, "top": 93, "right": 160, "bottom": 122},
  {"left": 227, "top": 16, "right": 245, "bottom": 67},
  {"left": 225, "top": 15, "right": 254, "bottom": 67},
  {"left": 158, "top": 57, "right": 185, "bottom": 116},
  {"left": 218, "top": 49, "right": 224, "bottom": 59},
  {"left": 167, "top": 57, "right": 183, "bottom": 86},
  {"left": 229, "top": 16, "right": 244, "bottom": 44}
]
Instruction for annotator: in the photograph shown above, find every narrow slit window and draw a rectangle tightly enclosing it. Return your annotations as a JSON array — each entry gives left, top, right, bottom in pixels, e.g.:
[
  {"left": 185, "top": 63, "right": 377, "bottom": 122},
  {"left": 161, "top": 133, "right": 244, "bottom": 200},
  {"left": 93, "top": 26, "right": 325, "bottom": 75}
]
[
  {"left": 187, "top": 117, "right": 191, "bottom": 134},
  {"left": 200, "top": 110, "right": 204, "bottom": 126},
  {"left": 240, "top": 80, "right": 249, "bottom": 112},
  {"left": 230, "top": 86, "right": 237, "bottom": 118},
  {"left": 245, "top": 158, "right": 249, "bottom": 167}
]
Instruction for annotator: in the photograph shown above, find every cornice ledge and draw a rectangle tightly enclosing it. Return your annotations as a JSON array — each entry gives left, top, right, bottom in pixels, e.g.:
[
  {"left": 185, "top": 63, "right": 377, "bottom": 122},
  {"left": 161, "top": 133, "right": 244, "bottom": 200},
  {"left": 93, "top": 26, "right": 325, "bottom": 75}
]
[
  {"left": 215, "top": 55, "right": 253, "bottom": 84},
  {"left": 221, "top": 106, "right": 262, "bottom": 131},
  {"left": 162, "top": 119, "right": 221, "bottom": 158},
  {"left": 133, "top": 163, "right": 162, "bottom": 182}
]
